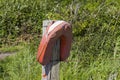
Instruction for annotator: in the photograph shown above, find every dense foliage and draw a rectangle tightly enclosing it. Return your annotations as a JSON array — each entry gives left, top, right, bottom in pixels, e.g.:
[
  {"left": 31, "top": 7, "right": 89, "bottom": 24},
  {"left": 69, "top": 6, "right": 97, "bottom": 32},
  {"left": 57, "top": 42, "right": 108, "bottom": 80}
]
[
  {"left": 0, "top": 0, "right": 119, "bottom": 42},
  {"left": 0, "top": 0, "right": 120, "bottom": 57},
  {"left": 0, "top": 0, "right": 120, "bottom": 80}
]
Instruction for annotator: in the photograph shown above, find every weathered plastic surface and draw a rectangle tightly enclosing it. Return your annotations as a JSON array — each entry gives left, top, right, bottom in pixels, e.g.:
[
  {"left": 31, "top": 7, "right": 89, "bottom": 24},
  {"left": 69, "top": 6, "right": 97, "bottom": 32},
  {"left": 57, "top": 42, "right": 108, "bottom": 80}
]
[{"left": 37, "top": 21, "right": 72, "bottom": 65}]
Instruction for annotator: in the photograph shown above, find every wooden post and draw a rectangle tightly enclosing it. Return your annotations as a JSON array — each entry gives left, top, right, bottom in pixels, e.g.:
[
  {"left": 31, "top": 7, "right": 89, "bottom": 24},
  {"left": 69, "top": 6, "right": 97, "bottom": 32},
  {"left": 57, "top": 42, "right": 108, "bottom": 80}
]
[{"left": 42, "top": 20, "right": 60, "bottom": 80}]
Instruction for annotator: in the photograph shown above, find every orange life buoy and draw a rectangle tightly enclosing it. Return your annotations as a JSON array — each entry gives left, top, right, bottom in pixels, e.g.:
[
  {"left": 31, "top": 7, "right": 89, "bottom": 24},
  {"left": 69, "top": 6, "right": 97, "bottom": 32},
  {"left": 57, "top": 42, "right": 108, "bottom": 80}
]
[{"left": 37, "top": 21, "right": 72, "bottom": 65}]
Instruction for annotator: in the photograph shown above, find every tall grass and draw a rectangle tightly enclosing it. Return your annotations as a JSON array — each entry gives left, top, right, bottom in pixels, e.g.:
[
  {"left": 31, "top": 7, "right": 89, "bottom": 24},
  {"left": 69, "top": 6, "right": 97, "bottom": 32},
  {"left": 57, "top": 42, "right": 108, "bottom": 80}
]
[
  {"left": 60, "top": 38, "right": 120, "bottom": 80},
  {"left": 0, "top": 39, "right": 120, "bottom": 80},
  {"left": 0, "top": 43, "right": 41, "bottom": 80}
]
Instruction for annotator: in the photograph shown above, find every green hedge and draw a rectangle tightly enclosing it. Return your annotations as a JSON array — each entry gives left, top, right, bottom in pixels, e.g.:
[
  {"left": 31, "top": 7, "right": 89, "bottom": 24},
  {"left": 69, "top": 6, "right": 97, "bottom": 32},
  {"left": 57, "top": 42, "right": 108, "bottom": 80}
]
[{"left": 0, "top": 0, "right": 120, "bottom": 55}]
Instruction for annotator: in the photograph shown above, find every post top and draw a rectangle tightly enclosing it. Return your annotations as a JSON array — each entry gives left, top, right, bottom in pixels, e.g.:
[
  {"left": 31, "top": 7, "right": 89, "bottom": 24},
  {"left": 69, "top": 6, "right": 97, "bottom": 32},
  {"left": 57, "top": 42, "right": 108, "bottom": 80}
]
[
  {"left": 43, "top": 20, "right": 63, "bottom": 27},
  {"left": 43, "top": 20, "right": 52, "bottom": 27}
]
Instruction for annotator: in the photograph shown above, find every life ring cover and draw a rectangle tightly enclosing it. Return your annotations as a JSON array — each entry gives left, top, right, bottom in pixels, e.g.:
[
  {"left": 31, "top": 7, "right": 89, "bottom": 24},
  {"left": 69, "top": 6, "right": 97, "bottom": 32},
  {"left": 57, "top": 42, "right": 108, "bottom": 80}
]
[{"left": 37, "top": 21, "right": 72, "bottom": 65}]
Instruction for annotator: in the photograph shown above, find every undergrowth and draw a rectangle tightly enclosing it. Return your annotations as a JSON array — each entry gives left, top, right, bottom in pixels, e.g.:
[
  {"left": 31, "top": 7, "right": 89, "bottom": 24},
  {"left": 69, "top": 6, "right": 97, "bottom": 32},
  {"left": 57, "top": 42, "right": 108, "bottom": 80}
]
[
  {"left": 0, "top": 43, "right": 41, "bottom": 80},
  {"left": 0, "top": 43, "right": 24, "bottom": 53},
  {"left": 0, "top": 38, "right": 120, "bottom": 80}
]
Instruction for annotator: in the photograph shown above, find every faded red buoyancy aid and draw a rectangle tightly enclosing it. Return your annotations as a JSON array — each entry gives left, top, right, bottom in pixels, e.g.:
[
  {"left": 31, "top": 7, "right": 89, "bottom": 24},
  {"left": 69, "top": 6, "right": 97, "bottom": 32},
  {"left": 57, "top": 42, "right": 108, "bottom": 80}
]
[{"left": 37, "top": 21, "right": 72, "bottom": 65}]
